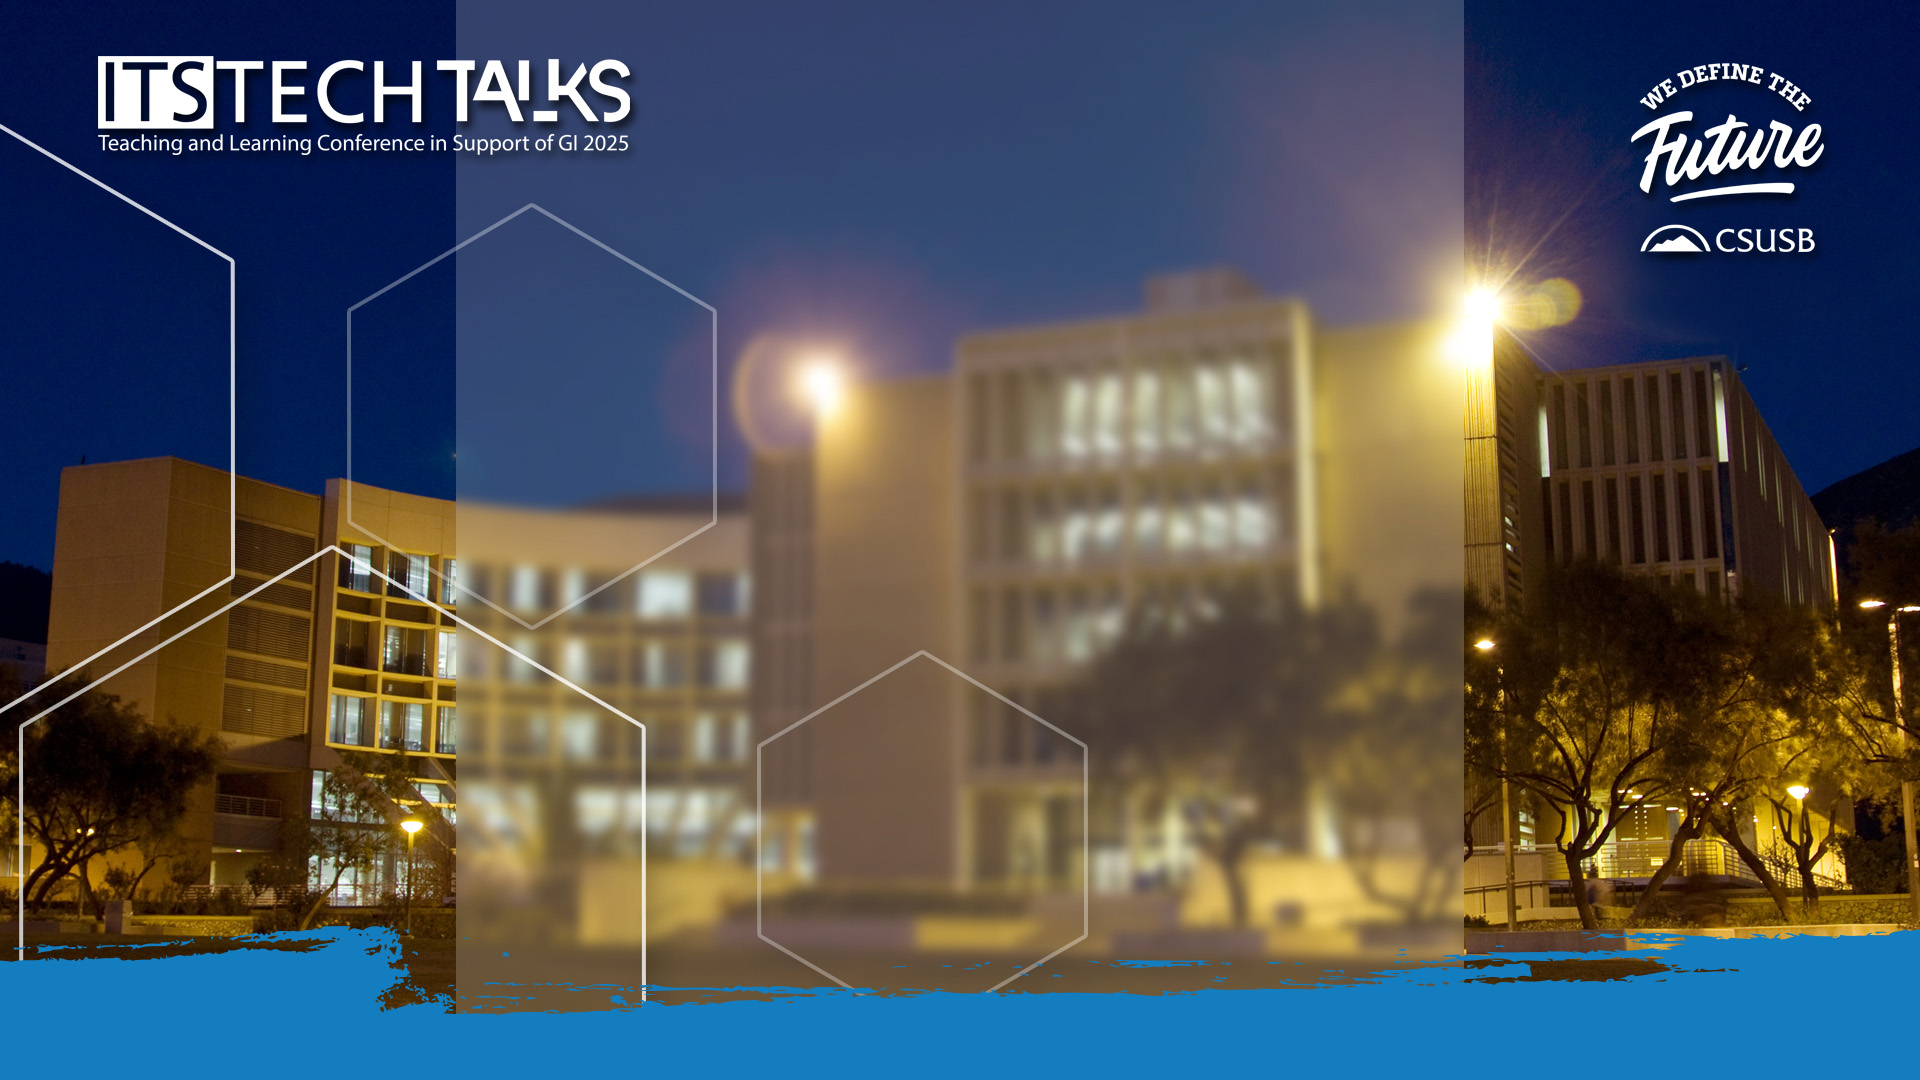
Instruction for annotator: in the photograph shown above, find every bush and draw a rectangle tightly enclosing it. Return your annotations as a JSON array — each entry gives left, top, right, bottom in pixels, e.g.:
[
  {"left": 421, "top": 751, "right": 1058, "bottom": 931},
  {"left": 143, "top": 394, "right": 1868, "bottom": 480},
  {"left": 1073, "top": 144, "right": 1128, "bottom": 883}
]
[{"left": 1837, "top": 832, "right": 1907, "bottom": 896}]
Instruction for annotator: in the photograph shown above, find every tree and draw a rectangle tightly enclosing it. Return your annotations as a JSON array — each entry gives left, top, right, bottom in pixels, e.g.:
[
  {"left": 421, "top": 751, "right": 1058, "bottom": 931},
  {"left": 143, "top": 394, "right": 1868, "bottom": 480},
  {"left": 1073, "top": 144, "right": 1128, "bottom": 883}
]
[
  {"left": 1469, "top": 561, "right": 1723, "bottom": 930},
  {"left": 253, "top": 749, "right": 450, "bottom": 930},
  {"left": 1624, "top": 595, "right": 1843, "bottom": 924},
  {"left": 1076, "top": 587, "right": 1376, "bottom": 928},
  {"left": 1, "top": 677, "right": 220, "bottom": 911}
]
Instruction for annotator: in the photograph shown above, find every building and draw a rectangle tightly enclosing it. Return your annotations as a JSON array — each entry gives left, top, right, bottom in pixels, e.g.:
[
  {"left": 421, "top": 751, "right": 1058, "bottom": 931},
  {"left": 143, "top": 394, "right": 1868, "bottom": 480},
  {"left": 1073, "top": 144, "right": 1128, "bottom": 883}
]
[
  {"left": 31, "top": 456, "right": 456, "bottom": 901},
  {"left": 1468, "top": 332, "right": 1836, "bottom": 611},
  {"left": 1464, "top": 334, "right": 1845, "bottom": 919},
  {"left": 753, "top": 269, "right": 1465, "bottom": 917},
  {"left": 455, "top": 494, "right": 754, "bottom": 947}
]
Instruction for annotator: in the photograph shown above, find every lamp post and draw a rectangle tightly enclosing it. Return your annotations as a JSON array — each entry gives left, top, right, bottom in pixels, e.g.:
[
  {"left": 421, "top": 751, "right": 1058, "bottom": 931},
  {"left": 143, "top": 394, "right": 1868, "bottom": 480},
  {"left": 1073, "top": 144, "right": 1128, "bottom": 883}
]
[
  {"left": 1475, "top": 637, "right": 1518, "bottom": 931},
  {"left": 400, "top": 818, "right": 422, "bottom": 935},
  {"left": 1860, "top": 599, "right": 1920, "bottom": 924}
]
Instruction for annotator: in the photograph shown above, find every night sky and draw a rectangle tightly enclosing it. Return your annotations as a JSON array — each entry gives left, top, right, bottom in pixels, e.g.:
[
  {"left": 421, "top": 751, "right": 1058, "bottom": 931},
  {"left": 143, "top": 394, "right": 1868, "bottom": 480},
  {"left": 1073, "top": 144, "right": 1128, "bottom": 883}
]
[
  {"left": 1468, "top": 1, "right": 1920, "bottom": 496},
  {"left": 2, "top": 1, "right": 1470, "bottom": 569}
]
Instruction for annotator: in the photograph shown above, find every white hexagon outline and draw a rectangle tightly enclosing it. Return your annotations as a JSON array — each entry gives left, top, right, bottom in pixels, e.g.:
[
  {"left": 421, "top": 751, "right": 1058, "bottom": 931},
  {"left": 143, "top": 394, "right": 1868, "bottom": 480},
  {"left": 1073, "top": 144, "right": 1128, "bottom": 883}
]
[
  {"left": 0, "top": 121, "right": 237, "bottom": 720},
  {"left": 343, "top": 202, "right": 718, "bottom": 631},
  {"left": 11, "top": 544, "right": 652, "bottom": 1003},
  {"left": 755, "top": 649, "right": 1089, "bottom": 994}
]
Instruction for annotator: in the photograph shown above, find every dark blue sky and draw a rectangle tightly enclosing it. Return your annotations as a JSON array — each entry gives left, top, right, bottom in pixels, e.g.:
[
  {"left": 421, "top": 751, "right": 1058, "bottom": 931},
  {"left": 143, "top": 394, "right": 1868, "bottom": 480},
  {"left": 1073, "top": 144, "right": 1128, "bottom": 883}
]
[
  {"left": 1468, "top": 1, "right": 1920, "bottom": 496},
  {"left": 1, "top": 1, "right": 1467, "bottom": 569}
]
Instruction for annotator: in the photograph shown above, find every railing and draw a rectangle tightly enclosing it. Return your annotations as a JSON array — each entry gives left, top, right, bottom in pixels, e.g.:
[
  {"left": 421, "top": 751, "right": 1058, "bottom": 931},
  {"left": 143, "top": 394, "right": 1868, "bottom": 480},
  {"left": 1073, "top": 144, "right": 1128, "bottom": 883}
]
[{"left": 213, "top": 794, "right": 282, "bottom": 818}]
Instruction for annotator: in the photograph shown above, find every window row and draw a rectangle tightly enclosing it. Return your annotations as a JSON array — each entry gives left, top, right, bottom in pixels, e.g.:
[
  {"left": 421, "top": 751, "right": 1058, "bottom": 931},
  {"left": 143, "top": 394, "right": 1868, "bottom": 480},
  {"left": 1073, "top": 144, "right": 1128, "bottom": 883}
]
[
  {"left": 339, "top": 544, "right": 455, "bottom": 605},
  {"left": 460, "top": 710, "right": 751, "bottom": 765},
  {"left": 966, "top": 357, "right": 1285, "bottom": 467},
  {"left": 334, "top": 620, "right": 457, "bottom": 679},
  {"left": 1546, "top": 468, "right": 1723, "bottom": 568},
  {"left": 969, "top": 478, "right": 1284, "bottom": 566},
  {"left": 327, "top": 695, "right": 457, "bottom": 755},
  {"left": 468, "top": 637, "right": 751, "bottom": 691},
  {"left": 462, "top": 781, "right": 752, "bottom": 859},
  {"left": 461, "top": 564, "right": 750, "bottom": 619},
  {"left": 1544, "top": 366, "right": 1723, "bottom": 473}
]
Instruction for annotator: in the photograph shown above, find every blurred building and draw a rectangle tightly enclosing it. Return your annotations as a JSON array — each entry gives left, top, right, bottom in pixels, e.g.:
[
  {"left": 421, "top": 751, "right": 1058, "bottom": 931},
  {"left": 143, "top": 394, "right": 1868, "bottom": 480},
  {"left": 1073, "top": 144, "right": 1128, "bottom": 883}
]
[
  {"left": 455, "top": 495, "right": 753, "bottom": 945},
  {"left": 1467, "top": 332, "right": 1836, "bottom": 611},
  {"left": 0, "top": 637, "right": 45, "bottom": 682},
  {"left": 754, "top": 269, "right": 1464, "bottom": 900},
  {"left": 36, "top": 456, "right": 456, "bottom": 898}
]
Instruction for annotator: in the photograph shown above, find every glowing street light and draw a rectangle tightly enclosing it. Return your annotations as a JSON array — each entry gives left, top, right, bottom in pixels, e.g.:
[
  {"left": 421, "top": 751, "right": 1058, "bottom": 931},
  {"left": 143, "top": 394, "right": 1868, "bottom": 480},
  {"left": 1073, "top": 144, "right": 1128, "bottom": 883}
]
[
  {"left": 1787, "top": 784, "right": 1810, "bottom": 802},
  {"left": 1475, "top": 636, "right": 1519, "bottom": 932},
  {"left": 795, "top": 358, "right": 846, "bottom": 420},
  {"left": 400, "top": 818, "right": 423, "bottom": 935}
]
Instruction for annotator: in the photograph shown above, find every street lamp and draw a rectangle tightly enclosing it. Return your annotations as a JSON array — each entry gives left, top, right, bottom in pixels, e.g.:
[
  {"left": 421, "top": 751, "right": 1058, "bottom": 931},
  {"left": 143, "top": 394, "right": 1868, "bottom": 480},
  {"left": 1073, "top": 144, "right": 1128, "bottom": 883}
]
[
  {"left": 795, "top": 357, "right": 845, "bottom": 420},
  {"left": 1860, "top": 597, "right": 1920, "bottom": 923},
  {"left": 1477, "top": 638, "right": 1518, "bottom": 931},
  {"left": 400, "top": 818, "right": 423, "bottom": 935}
]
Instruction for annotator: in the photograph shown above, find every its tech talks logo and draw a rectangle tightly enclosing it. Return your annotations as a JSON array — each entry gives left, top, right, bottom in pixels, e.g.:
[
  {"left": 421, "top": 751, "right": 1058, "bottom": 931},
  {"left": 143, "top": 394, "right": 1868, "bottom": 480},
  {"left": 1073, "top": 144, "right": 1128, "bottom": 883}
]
[{"left": 1632, "top": 62, "right": 1820, "bottom": 256}]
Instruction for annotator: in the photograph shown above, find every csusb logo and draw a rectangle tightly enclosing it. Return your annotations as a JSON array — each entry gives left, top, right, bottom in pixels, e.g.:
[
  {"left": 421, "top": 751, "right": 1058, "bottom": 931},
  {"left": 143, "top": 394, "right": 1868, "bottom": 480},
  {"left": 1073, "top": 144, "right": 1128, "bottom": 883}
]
[{"left": 1631, "top": 62, "right": 1819, "bottom": 256}]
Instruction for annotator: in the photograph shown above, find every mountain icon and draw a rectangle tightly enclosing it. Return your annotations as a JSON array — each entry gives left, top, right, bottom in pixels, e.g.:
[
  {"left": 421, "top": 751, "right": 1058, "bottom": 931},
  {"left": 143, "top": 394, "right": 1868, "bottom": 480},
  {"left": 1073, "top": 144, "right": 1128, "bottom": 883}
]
[
  {"left": 1648, "top": 235, "right": 1703, "bottom": 253},
  {"left": 1640, "top": 224, "right": 1709, "bottom": 254}
]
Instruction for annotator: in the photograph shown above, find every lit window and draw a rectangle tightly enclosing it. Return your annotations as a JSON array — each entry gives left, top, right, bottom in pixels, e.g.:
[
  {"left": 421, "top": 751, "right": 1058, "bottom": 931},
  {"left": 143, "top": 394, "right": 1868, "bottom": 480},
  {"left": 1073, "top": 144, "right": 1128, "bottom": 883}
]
[
  {"left": 1133, "top": 485, "right": 1163, "bottom": 554},
  {"left": 575, "top": 787, "right": 619, "bottom": 837},
  {"left": 328, "top": 695, "right": 370, "bottom": 746},
  {"left": 339, "top": 544, "right": 375, "bottom": 593},
  {"left": 436, "top": 631, "right": 457, "bottom": 679},
  {"left": 1029, "top": 495, "right": 1056, "bottom": 564},
  {"left": 693, "top": 713, "right": 717, "bottom": 762},
  {"left": 510, "top": 565, "right": 544, "bottom": 612},
  {"left": 1165, "top": 370, "right": 1196, "bottom": 450},
  {"left": 1061, "top": 492, "right": 1090, "bottom": 563},
  {"left": 435, "top": 706, "right": 457, "bottom": 754},
  {"left": 562, "top": 638, "right": 588, "bottom": 684},
  {"left": 1234, "top": 483, "right": 1270, "bottom": 548},
  {"left": 563, "top": 712, "right": 599, "bottom": 761},
  {"left": 637, "top": 570, "right": 694, "bottom": 618},
  {"left": 1130, "top": 370, "right": 1161, "bottom": 456},
  {"left": 1196, "top": 364, "right": 1229, "bottom": 446},
  {"left": 1166, "top": 489, "right": 1196, "bottom": 554},
  {"left": 1199, "top": 485, "right": 1231, "bottom": 551},
  {"left": 562, "top": 569, "right": 587, "bottom": 608},
  {"left": 1093, "top": 372, "right": 1123, "bottom": 456},
  {"left": 1230, "top": 360, "right": 1270, "bottom": 445},
  {"left": 640, "top": 642, "right": 687, "bottom": 688},
  {"left": 1093, "top": 488, "right": 1123, "bottom": 556},
  {"left": 698, "top": 640, "right": 750, "bottom": 690},
  {"left": 1060, "top": 375, "right": 1090, "bottom": 460},
  {"left": 439, "top": 558, "right": 458, "bottom": 605}
]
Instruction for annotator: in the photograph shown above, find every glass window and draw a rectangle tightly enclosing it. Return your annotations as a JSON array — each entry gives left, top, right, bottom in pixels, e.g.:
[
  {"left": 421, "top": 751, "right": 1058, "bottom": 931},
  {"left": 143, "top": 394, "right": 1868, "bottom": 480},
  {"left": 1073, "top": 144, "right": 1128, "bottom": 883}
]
[
  {"left": 1234, "top": 481, "right": 1270, "bottom": 548},
  {"left": 436, "top": 630, "right": 457, "bottom": 679},
  {"left": 335, "top": 618, "right": 373, "bottom": 669},
  {"left": 697, "top": 572, "right": 743, "bottom": 617},
  {"left": 1093, "top": 487, "right": 1123, "bottom": 556},
  {"left": 637, "top": 570, "right": 694, "bottom": 619},
  {"left": 639, "top": 642, "right": 687, "bottom": 688},
  {"left": 380, "top": 700, "right": 426, "bottom": 751},
  {"left": 439, "top": 558, "right": 458, "bottom": 605},
  {"left": 1060, "top": 374, "right": 1090, "bottom": 461},
  {"left": 1229, "top": 360, "right": 1269, "bottom": 446},
  {"left": 1199, "top": 483, "right": 1231, "bottom": 551},
  {"left": 1133, "top": 484, "right": 1163, "bottom": 555},
  {"left": 1165, "top": 367, "right": 1196, "bottom": 450},
  {"left": 564, "top": 713, "right": 600, "bottom": 761},
  {"left": 1196, "top": 364, "right": 1229, "bottom": 446},
  {"left": 383, "top": 625, "right": 428, "bottom": 676},
  {"left": 1093, "top": 371, "right": 1123, "bottom": 456},
  {"left": 510, "top": 565, "right": 546, "bottom": 612},
  {"left": 328, "top": 695, "right": 370, "bottom": 746},
  {"left": 693, "top": 713, "right": 718, "bottom": 762},
  {"left": 697, "top": 640, "right": 750, "bottom": 690},
  {"left": 435, "top": 706, "right": 457, "bottom": 754},
  {"left": 338, "top": 544, "right": 375, "bottom": 592},
  {"left": 388, "top": 550, "right": 432, "bottom": 599},
  {"left": 1130, "top": 369, "right": 1161, "bottom": 456},
  {"left": 1060, "top": 490, "right": 1090, "bottom": 563}
]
